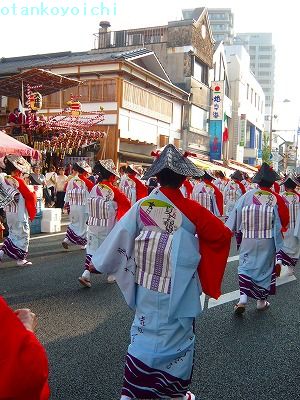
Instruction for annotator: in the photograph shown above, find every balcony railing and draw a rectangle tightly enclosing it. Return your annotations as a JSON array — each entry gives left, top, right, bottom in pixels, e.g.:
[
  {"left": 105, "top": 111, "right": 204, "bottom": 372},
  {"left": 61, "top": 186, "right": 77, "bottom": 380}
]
[{"left": 94, "top": 27, "right": 168, "bottom": 49}]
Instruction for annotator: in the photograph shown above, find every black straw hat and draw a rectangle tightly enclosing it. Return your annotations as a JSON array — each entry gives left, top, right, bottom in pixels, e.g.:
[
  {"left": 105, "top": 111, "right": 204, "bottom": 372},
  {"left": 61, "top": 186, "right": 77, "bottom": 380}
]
[
  {"left": 252, "top": 162, "right": 280, "bottom": 184},
  {"left": 94, "top": 159, "right": 120, "bottom": 178},
  {"left": 202, "top": 170, "right": 215, "bottom": 181},
  {"left": 142, "top": 144, "right": 204, "bottom": 180},
  {"left": 281, "top": 175, "right": 300, "bottom": 187},
  {"left": 231, "top": 170, "right": 243, "bottom": 182}
]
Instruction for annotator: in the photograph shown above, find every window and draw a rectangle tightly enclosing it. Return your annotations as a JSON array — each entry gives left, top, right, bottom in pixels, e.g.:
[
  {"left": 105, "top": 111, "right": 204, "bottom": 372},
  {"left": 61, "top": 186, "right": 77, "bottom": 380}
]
[
  {"left": 251, "top": 88, "right": 253, "bottom": 103},
  {"left": 259, "top": 46, "right": 272, "bottom": 51},
  {"left": 259, "top": 80, "right": 271, "bottom": 84},
  {"left": 259, "top": 55, "right": 272, "bottom": 60},
  {"left": 90, "top": 79, "right": 117, "bottom": 101},
  {"left": 249, "top": 46, "right": 256, "bottom": 51},
  {"left": 259, "top": 63, "right": 271, "bottom": 67},
  {"left": 43, "top": 91, "right": 61, "bottom": 108},
  {"left": 190, "top": 105, "right": 208, "bottom": 131},
  {"left": 193, "top": 58, "right": 208, "bottom": 85},
  {"left": 258, "top": 71, "right": 271, "bottom": 76},
  {"left": 78, "top": 83, "right": 89, "bottom": 102},
  {"left": 255, "top": 93, "right": 257, "bottom": 107}
]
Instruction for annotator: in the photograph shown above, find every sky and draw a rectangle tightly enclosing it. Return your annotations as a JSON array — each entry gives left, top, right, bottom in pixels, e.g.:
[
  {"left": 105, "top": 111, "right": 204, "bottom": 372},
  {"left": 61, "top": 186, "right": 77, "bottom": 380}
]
[{"left": 0, "top": 0, "right": 299, "bottom": 134}]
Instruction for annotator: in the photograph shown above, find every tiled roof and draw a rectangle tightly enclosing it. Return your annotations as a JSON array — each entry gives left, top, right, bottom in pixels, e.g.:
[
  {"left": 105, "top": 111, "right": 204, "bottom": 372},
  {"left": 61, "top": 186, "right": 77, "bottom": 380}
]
[{"left": 0, "top": 48, "right": 154, "bottom": 76}]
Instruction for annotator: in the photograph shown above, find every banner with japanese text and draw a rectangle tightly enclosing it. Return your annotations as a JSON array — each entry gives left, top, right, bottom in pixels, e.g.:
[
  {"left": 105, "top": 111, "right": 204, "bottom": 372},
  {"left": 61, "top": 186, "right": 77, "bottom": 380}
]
[{"left": 210, "top": 81, "right": 224, "bottom": 121}]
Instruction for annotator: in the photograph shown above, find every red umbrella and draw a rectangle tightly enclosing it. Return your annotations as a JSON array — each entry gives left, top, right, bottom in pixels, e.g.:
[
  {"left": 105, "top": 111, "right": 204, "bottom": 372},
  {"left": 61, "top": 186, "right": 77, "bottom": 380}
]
[{"left": 0, "top": 130, "right": 40, "bottom": 160}]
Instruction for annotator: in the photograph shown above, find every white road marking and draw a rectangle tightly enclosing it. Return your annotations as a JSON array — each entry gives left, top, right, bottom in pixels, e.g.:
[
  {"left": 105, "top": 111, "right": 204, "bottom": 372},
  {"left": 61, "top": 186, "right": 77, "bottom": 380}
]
[{"left": 205, "top": 265, "right": 297, "bottom": 309}]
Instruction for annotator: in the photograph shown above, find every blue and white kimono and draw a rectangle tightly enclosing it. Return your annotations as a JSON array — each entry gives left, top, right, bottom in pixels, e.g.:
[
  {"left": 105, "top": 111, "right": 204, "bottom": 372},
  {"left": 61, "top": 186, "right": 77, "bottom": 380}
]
[
  {"left": 92, "top": 189, "right": 202, "bottom": 399},
  {"left": 276, "top": 191, "right": 300, "bottom": 268},
  {"left": 64, "top": 176, "right": 89, "bottom": 246},
  {"left": 226, "top": 189, "right": 283, "bottom": 300}
]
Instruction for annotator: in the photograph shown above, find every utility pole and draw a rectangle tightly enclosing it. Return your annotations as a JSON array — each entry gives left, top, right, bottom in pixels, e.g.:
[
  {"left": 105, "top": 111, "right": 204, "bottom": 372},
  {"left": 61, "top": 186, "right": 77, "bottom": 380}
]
[{"left": 269, "top": 96, "right": 274, "bottom": 156}]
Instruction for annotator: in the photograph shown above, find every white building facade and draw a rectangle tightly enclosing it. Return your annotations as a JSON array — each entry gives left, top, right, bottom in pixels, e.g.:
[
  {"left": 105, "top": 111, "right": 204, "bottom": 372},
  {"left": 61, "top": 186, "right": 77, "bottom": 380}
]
[{"left": 225, "top": 45, "right": 265, "bottom": 165}]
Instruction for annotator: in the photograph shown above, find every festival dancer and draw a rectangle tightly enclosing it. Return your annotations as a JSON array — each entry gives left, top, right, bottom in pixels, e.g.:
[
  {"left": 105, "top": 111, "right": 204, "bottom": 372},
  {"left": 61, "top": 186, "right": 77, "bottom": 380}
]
[
  {"left": 276, "top": 175, "right": 300, "bottom": 275},
  {"left": 90, "top": 144, "right": 232, "bottom": 400},
  {"left": 0, "top": 155, "right": 36, "bottom": 266},
  {"left": 78, "top": 159, "right": 131, "bottom": 287},
  {"left": 223, "top": 170, "right": 246, "bottom": 221},
  {"left": 214, "top": 170, "right": 228, "bottom": 194},
  {"left": 191, "top": 170, "right": 223, "bottom": 216},
  {"left": 121, "top": 165, "right": 148, "bottom": 205},
  {"left": 226, "top": 163, "right": 289, "bottom": 314},
  {"left": 62, "top": 161, "right": 93, "bottom": 250}
]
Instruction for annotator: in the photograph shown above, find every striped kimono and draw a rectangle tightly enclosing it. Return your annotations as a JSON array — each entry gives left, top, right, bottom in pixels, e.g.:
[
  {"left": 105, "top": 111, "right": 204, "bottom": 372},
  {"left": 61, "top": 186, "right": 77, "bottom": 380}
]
[
  {"left": 276, "top": 191, "right": 300, "bottom": 268},
  {"left": 226, "top": 188, "right": 284, "bottom": 300},
  {"left": 121, "top": 178, "right": 137, "bottom": 206},
  {"left": 84, "top": 183, "right": 118, "bottom": 269},
  {"left": 1, "top": 177, "right": 33, "bottom": 261},
  {"left": 191, "top": 181, "right": 220, "bottom": 216},
  {"left": 92, "top": 189, "right": 203, "bottom": 399},
  {"left": 64, "top": 177, "right": 89, "bottom": 246},
  {"left": 223, "top": 180, "right": 243, "bottom": 219}
]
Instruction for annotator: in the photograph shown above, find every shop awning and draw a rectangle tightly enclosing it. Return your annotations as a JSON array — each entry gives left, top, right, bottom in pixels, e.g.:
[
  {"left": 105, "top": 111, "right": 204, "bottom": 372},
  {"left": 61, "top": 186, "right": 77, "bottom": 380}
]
[
  {"left": 188, "top": 158, "right": 233, "bottom": 177},
  {"left": 0, "top": 68, "right": 81, "bottom": 98},
  {"left": 0, "top": 130, "right": 40, "bottom": 159}
]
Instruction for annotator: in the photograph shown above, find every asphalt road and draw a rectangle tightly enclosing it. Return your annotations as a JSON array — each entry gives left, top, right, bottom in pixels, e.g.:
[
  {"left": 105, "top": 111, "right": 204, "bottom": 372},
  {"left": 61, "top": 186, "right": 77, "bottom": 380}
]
[{"left": 0, "top": 228, "right": 299, "bottom": 400}]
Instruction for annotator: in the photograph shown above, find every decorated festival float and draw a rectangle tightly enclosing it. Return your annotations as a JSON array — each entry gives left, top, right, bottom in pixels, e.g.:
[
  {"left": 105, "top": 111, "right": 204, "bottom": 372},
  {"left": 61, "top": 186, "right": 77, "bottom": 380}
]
[
  {"left": 0, "top": 68, "right": 108, "bottom": 169},
  {"left": 0, "top": 69, "right": 109, "bottom": 234},
  {"left": 32, "top": 93, "right": 107, "bottom": 170}
]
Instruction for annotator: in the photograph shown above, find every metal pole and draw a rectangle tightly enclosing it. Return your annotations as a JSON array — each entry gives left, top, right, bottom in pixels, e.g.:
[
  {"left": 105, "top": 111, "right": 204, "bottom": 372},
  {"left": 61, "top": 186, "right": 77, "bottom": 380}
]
[{"left": 269, "top": 96, "right": 274, "bottom": 156}]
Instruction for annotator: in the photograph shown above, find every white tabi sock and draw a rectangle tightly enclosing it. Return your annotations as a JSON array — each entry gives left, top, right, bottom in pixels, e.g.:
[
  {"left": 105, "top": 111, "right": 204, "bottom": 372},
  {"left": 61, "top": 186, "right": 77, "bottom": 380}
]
[
  {"left": 0, "top": 250, "right": 4, "bottom": 261},
  {"left": 239, "top": 294, "right": 248, "bottom": 304},
  {"left": 82, "top": 270, "right": 91, "bottom": 280},
  {"left": 257, "top": 299, "right": 267, "bottom": 309}
]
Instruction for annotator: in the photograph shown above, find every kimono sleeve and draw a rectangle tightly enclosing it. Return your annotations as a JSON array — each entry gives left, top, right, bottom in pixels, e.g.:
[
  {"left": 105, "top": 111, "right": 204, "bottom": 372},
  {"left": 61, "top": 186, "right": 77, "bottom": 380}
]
[
  {"left": 0, "top": 297, "right": 50, "bottom": 400},
  {"left": 91, "top": 203, "right": 141, "bottom": 309},
  {"left": 225, "top": 195, "right": 244, "bottom": 233},
  {"left": 195, "top": 207, "right": 232, "bottom": 299}
]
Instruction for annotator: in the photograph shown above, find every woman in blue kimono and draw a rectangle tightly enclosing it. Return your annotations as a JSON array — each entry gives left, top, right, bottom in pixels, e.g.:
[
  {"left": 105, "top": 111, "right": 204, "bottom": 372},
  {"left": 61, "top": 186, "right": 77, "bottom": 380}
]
[
  {"left": 90, "top": 144, "right": 232, "bottom": 400},
  {"left": 276, "top": 175, "right": 300, "bottom": 275},
  {"left": 226, "top": 163, "right": 289, "bottom": 314}
]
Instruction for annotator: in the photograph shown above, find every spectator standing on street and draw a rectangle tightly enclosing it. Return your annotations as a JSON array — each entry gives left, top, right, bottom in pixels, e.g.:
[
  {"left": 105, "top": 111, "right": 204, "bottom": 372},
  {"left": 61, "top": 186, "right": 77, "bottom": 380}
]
[
  {"left": 91, "top": 145, "right": 232, "bottom": 400},
  {"left": 55, "top": 167, "right": 68, "bottom": 211},
  {"left": 30, "top": 165, "right": 52, "bottom": 207},
  {"left": 45, "top": 166, "right": 57, "bottom": 206}
]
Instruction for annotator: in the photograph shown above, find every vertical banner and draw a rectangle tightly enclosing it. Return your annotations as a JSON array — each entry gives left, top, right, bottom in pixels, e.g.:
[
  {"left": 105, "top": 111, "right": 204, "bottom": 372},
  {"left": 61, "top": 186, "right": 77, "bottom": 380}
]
[
  {"left": 210, "top": 81, "right": 224, "bottom": 160},
  {"left": 210, "top": 81, "right": 224, "bottom": 121},
  {"left": 209, "top": 120, "right": 222, "bottom": 160},
  {"left": 239, "top": 114, "right": 246, "bottom": 146}
]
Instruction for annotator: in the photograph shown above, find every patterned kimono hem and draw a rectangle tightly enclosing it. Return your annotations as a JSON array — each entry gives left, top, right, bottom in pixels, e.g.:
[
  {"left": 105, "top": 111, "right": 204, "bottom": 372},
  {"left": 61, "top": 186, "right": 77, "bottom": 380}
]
[
  {"left": 65, "top": 227, "right": 87, "bottom": 246},
  {"left": 1, "top": 238, "right": 27, "bottom": 260},
  {"left": 121, "top": 354, "right": 190, "bottom": 399},
  {"left": 276, "top": 250, "right": 298, "bottom": 267},
  {"left": 239, "top": 273, "right": 276, "bottom": 300}
]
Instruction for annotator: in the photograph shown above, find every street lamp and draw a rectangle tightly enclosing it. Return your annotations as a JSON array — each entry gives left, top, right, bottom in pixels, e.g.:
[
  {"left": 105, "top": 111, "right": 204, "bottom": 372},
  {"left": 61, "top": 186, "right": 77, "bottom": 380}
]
[{"left": 269, "top": 98, "right": 291, "bottom": 154}]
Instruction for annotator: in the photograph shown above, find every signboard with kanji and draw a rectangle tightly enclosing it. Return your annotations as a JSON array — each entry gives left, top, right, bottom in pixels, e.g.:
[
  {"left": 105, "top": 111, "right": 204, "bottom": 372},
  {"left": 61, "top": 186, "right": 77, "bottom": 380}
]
[{"left": 210, "top": 81, "right": 224, "bottom": 121}]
